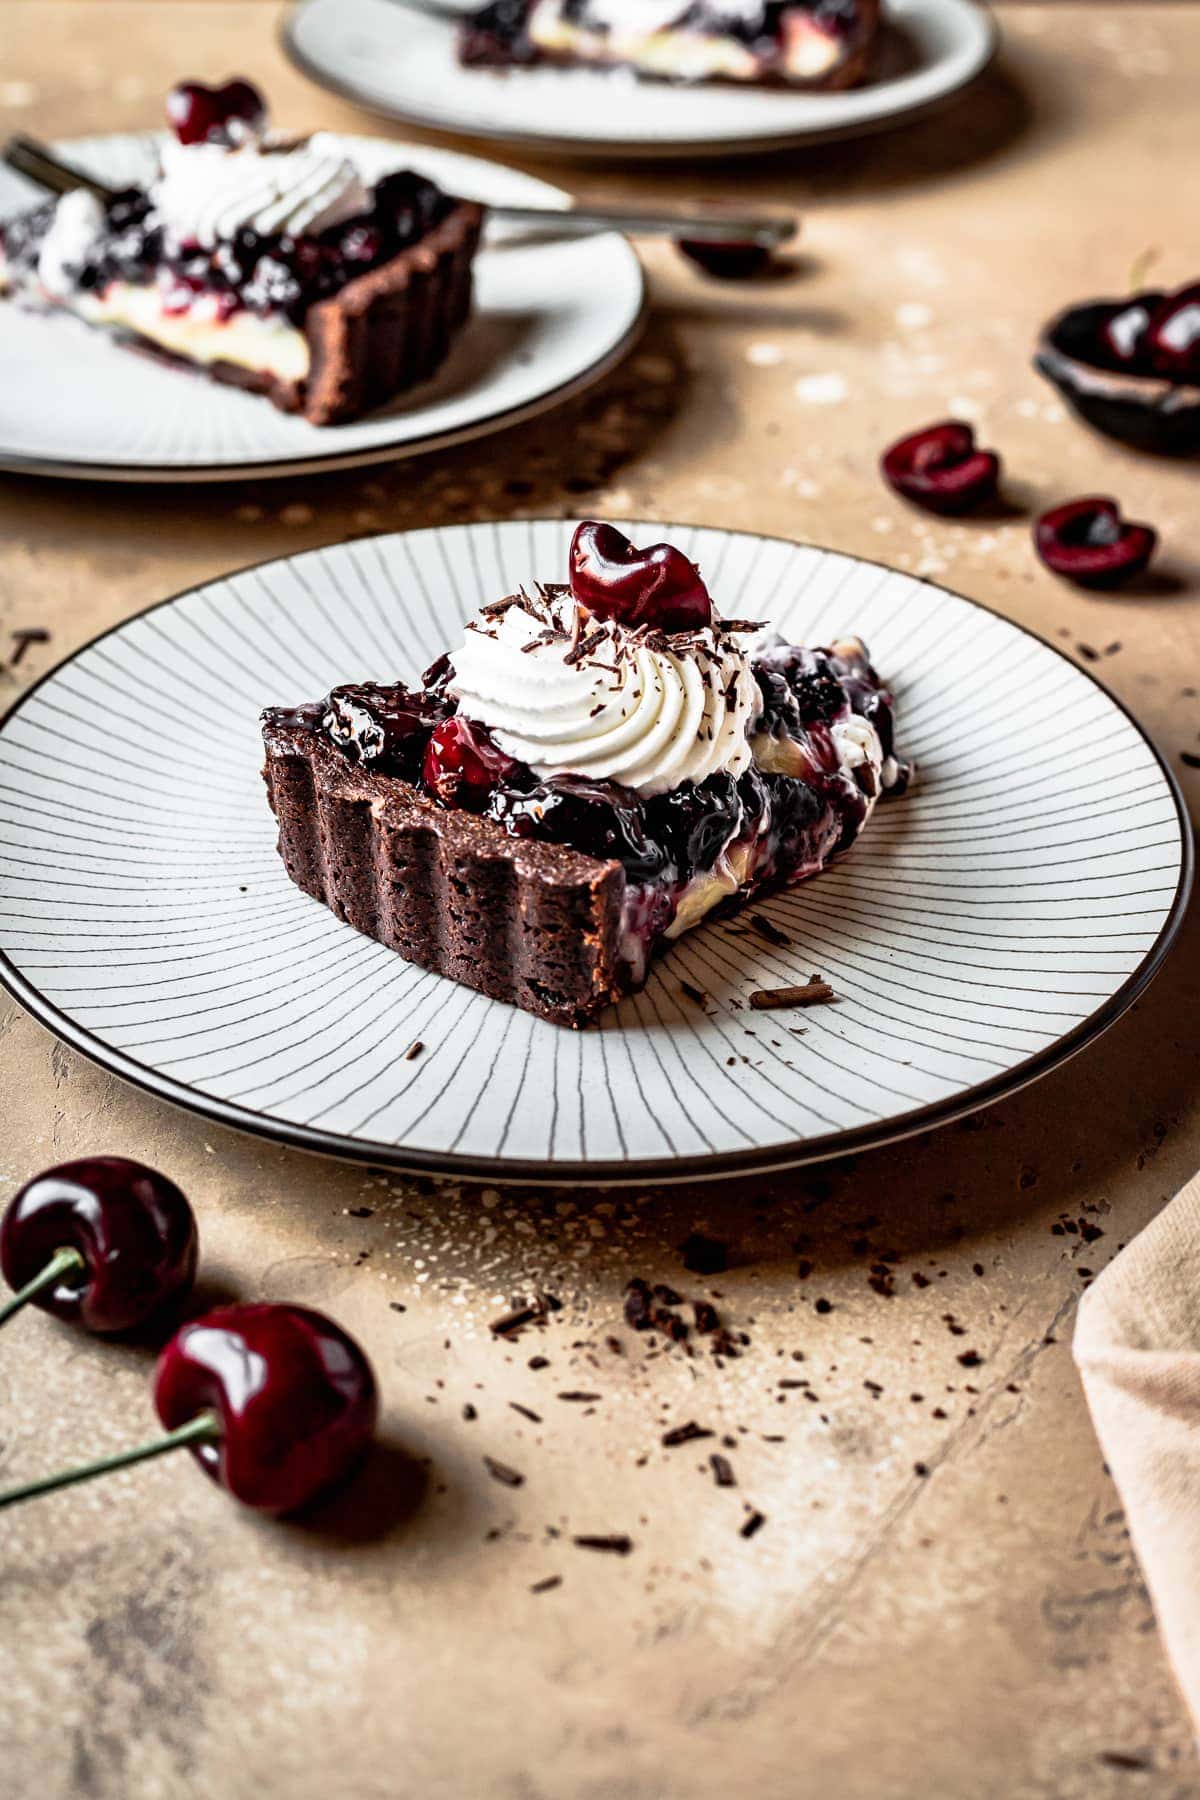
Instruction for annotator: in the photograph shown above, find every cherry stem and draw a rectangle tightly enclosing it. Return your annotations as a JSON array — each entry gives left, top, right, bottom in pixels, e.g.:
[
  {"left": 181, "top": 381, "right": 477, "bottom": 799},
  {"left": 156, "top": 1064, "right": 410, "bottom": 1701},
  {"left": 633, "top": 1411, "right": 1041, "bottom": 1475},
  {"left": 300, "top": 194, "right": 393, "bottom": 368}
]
[
  {"left": 0, "top": 1244, "right": 87, "bottom": 1329},
  {"left": 0, "top": 1409, "right": 220, "bottom": 1511}
]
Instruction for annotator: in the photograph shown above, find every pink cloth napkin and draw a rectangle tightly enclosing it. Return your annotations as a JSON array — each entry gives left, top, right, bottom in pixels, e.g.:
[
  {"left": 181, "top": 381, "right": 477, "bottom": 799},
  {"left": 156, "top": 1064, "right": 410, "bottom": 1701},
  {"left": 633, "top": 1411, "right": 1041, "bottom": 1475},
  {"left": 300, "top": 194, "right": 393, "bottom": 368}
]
[{"left": 1075, "top": 1171, "right": 1200, "bottom": 1726}]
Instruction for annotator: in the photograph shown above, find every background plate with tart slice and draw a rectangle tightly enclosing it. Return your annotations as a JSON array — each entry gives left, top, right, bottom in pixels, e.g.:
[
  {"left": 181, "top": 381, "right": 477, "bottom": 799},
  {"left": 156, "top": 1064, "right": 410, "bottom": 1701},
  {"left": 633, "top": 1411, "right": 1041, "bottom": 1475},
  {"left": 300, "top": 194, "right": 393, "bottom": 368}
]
[
  {"left": 0, "top": 134, "right": 645, "bottom": 482},
  {"left": 283, "top": 0, "right": 997, "bottom": 161}
]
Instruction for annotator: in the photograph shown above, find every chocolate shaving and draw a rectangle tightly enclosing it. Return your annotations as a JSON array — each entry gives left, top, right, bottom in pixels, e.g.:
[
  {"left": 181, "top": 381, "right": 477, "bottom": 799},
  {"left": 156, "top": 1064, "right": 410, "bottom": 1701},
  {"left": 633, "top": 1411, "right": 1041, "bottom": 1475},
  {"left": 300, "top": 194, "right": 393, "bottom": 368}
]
[
  {"left": 749, "top": 912, "right": 792, "bottom": 948},
  {"left": 679, "top": 980, "right": 709, "bottom": 1008},
  {"left": 509, "top": 1402, "right": 542, "bottom": 1423},
  {"left": 749, "top": 978, "right": 836, "bottom": 1011},
  {"left": 483, "top": 1456, "right": 524, "bottom": 1488},
  {"left": 740, "top": 1510, "right": 767, "bottom": 1539},
  {"left": 717, "top": 618, "right": 767, "bottom": 634},
  {"left": 563, "top": 626, "right": 610, "bottom": 667},
  {"left": 520, "top": 628, "right": 560, "bottom": 654},
  {"left": 573, "top": 1534, "right": 633, "bottom": 1555},
  {"left": 662, "top": 1421, "right": 713, "bottom": 1448},
  {"left": 623, "top": 1279, "right": 654, "bottom": 1330},
  {"left": 9, "top": 627, "right": 49, "bottom": 668},
  {"left": 489, "top": 1292, "right": 561, "bottom": 1337},
  {"left": 530, "top": 1575, "right": 562, "bottom": 1594},
  {"left": 710, "top": 1453, "right": 737, "bottom": 1488},
  {"left": 404, "top": 1039, "right": 425, "bottom": 1061},
  {"left": 557, "top": 1391, "right": 601, "bottom": 1403},
  {"left": 680, "top": 1232, "right": 729, "bottom": 1275}
]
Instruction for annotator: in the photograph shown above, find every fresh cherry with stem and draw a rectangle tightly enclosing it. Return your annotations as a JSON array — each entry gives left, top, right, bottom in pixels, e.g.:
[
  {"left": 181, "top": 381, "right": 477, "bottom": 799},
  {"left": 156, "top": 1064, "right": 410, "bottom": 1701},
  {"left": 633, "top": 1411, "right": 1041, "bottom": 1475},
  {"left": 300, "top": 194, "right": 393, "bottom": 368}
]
[
  {"left": 0, "top": 1303, "right": 378, "bottom": 1515},
  {"left": 0, "top": 1157, "right": 198, "bottom": 1334}
]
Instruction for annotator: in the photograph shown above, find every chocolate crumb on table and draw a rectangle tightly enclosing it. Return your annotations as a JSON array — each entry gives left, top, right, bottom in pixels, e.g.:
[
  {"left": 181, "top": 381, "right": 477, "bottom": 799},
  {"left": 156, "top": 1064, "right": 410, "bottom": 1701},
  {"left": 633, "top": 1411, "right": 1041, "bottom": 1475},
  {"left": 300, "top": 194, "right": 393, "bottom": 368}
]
[
  {"left": 662, "top": 1421, "right": 714, "bottom": 1448},
  {"left": 8, "top": 627, "right": 49, "bottom": 667},
  {"left": 403, "top": 1039, "right": 425, "bottom": 1062},
  {"left": 483, "top": 1456, "right": 524, "bottom": 1488},
  {"left": 740, "top": 1511, "right": 767, "bottom": 1539},
  {"left": 679, "top": 1231, "right": 730, "bottom": 1275}
]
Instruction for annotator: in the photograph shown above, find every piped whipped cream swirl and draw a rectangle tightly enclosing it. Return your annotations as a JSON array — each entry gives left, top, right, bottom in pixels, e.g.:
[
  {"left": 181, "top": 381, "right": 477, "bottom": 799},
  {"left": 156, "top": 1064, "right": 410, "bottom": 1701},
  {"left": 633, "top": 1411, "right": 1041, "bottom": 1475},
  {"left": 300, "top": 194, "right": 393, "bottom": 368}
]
[
  {"left": 448, "top": 589, "right": 762, "bottom": 799},
  {"left": 153, "top": 132, "right": 369, "bottom": 249}
]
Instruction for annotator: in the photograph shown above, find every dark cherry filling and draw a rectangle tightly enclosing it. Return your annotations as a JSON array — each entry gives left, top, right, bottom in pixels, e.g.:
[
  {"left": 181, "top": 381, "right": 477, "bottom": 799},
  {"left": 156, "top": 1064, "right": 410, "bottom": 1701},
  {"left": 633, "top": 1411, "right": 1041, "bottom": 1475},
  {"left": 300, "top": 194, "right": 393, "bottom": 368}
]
[
  {"left": 881, "top": 420, "right": 1001, "bottom": 515},
  {"left": 460, "top": 0, "right": 859, "bottom": 65},
  {"left": 488, "top": 776, "right": 669, "bottom": 881},
  {"left": 2, "top": 168, "right": 451, "bottom": 327},
  {"left": 323, "top": 682, "right": 450, "bottom": 779},
  {"left": 1033, "top": 497, "right": 1157, "bottom": 590}
]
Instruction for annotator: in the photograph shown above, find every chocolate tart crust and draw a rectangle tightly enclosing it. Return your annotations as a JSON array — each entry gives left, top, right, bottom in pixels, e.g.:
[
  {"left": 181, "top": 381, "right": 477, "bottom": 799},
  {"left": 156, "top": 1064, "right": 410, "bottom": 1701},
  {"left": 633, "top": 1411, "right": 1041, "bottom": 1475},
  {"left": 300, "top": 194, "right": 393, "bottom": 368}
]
[
  {"left": 263, "top": 719, "right": 627, "bottom": 1029},
  {"left": 301, "top": 198, "right": 483, "bottom": 426}
]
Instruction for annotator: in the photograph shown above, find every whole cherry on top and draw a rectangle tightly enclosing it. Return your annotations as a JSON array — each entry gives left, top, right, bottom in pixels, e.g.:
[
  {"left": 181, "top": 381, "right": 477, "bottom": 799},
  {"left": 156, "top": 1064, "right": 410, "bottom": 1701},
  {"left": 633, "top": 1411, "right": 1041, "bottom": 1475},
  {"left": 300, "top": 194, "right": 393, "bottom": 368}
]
[
  {"left": 569, "top": 522, "right": 713, "bottom": 633},
  {"left": 165, "top": 78, "right": 266, "bottom": 148},
  {"left": 0, "top": 1157, "right": 197, "bottom": 1334},
  {"left": 0, "top": 1303, "right": 378, "bottom": 1517}
]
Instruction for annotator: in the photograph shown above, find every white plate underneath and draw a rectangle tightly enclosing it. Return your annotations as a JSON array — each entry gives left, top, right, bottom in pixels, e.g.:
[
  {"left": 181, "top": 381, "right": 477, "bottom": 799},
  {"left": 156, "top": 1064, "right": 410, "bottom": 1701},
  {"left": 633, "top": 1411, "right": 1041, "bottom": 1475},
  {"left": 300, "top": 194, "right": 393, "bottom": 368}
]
[
  {"left": 0, "top": 521, "right": 1189, "bottom": 1184},
  {"left": 0, "top": 134, "right": 645, "bottom": 481},
  {"left": 283, "top": 0, "right": 997, "bottom": 160}
]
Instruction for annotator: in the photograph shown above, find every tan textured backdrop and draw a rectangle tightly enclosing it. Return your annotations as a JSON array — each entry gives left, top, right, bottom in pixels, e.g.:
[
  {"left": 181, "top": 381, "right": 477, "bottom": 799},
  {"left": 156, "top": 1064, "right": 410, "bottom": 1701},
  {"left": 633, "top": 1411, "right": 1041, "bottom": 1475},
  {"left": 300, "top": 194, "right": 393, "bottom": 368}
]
[{"left": 1, "top": 6, "right": 1199, "bottom": 1798}]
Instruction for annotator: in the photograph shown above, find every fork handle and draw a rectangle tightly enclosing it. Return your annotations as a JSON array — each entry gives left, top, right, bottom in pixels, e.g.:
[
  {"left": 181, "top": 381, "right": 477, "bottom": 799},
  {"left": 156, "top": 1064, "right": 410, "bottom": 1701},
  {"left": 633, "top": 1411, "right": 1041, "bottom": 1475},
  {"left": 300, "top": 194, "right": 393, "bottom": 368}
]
[{"left": 2, "top": 135, "right": 119, "bottom": 203}]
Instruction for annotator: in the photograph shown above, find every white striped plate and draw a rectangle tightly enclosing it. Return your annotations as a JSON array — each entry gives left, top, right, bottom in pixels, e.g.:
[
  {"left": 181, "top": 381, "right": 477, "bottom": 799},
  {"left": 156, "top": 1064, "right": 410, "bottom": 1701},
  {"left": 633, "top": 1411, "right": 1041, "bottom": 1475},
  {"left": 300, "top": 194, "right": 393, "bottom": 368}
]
[
  {"left": 0, "top": 521, "right": 1190, "bottom": 1182},
  {"left": 0, "top": 135, "right": 645, "bottom": 482}
]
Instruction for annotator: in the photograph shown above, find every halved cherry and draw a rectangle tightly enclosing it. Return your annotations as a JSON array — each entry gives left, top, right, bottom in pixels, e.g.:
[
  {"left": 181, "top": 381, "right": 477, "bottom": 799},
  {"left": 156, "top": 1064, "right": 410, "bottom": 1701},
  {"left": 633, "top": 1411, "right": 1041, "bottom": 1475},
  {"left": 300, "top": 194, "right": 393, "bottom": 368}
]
[
  {"left": 422, "top": 714, "right": 521, "bottom": 809},
  {"left": 1034, "top": 497, "right": 1157, "bottom": 590},
  {"left": 569, "top": 522, "right": 713, "bottom": 632},
  {"left": 166, "top": 78, "right": 266, "bottom": 147},
  {"left": 881, "top": 421, "right": 1001, "bottom": 516},
  {"left": 1145, "top": 283, "right": 1200, "bottom": 383}
]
